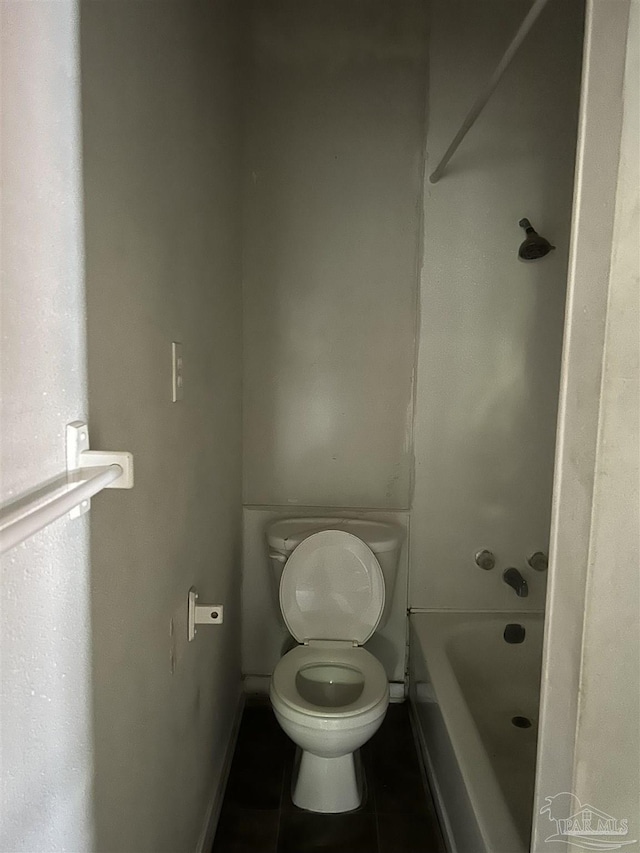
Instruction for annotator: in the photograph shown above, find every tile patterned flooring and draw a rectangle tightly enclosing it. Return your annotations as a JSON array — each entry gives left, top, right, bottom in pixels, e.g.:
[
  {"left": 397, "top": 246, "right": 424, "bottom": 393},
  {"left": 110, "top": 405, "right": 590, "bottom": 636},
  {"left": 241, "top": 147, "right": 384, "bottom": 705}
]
[{"left": 212, "top": 700, "right": 447, "bottom": 853}]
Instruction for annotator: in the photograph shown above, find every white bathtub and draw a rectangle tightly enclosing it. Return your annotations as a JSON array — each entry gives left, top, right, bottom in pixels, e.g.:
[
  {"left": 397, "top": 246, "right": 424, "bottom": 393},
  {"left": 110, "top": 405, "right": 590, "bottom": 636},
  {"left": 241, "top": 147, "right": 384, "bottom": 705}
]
[{"left": 409, "top": 611, "right": 543, "bottom": 853}]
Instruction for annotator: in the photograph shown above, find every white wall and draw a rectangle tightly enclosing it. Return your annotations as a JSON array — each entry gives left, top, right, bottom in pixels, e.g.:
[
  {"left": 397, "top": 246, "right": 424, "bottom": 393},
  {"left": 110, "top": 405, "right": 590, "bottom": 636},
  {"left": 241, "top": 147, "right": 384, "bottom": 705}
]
[
  {"left": 533, "top": 1, "right": 639, "bottom": 846},
  {"left": 410, "top": 0, "right": 584, "bottom": 612},
  {"left": 1, "top": 3, "right": 94, "bottom": 850},
  {"left": 242, "top": 0, "right": 427, "bottom": 510},
  {"left": 80, "top": 2, "right": 243, "bottom": 850}
]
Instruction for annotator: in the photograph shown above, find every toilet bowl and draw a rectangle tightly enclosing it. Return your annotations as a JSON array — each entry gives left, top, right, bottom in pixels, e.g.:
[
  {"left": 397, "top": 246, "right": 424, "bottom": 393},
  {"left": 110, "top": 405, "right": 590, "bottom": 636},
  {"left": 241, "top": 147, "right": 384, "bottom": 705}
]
[
  {"left": 271, "top": 643, "right": 388, "bottom": 812},
  {"left": 269, "top": 530, "right": 391, "bottom": 813}
]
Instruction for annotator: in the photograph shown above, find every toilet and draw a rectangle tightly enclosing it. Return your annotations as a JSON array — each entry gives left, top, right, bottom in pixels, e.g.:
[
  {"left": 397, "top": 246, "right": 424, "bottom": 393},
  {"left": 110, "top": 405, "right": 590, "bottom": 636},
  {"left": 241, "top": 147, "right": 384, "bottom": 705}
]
[{"left": 267, "top": 519, "right": 403, "bottom": 813}]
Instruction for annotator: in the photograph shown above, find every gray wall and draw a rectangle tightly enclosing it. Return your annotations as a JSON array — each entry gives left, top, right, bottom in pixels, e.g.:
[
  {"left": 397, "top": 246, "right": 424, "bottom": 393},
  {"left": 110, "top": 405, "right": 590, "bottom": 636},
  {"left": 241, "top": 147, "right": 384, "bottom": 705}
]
[
  {"left": 80, "top": 1, "right": 243, "bottom": 850},
  {"left": 240, "top": 0, "right": 428, "bottom": 684},
  {"left": 410, "top": 0, "right": 584, "bottom": 612},
  {"left": 1, "top": 2, "right": 93, "bottom": 849},
  {"left": 242, "top": 0, "right": 428, "bottom": 510}
]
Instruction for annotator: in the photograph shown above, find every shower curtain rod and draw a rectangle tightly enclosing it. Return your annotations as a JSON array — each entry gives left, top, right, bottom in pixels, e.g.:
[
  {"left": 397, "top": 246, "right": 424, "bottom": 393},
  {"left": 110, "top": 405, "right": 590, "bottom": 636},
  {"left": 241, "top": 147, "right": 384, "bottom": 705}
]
[{"left": 429, "top": 0, "right": 552, "bottom": 184}]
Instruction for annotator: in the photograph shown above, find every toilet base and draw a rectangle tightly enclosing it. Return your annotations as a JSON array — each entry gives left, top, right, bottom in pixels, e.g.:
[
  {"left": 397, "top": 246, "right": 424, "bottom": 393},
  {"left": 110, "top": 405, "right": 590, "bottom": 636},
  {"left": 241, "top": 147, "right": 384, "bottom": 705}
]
[{"left": 292, "top": 747, "right": 364, "bottom": 813}]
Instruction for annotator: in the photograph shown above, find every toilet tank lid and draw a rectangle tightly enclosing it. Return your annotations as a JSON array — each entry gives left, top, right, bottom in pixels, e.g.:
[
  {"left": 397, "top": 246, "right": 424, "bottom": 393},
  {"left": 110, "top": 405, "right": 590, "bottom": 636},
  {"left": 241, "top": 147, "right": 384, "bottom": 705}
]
[{"left": 267, "top": 517, "right": 403, "bottom": 555}]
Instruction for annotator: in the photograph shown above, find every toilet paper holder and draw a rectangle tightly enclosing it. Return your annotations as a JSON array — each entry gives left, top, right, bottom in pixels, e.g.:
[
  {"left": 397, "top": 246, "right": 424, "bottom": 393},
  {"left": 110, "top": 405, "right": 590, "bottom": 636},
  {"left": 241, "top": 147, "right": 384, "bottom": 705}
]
[{"left": 187, "top": 587, "right": 224, "bottom": 641}]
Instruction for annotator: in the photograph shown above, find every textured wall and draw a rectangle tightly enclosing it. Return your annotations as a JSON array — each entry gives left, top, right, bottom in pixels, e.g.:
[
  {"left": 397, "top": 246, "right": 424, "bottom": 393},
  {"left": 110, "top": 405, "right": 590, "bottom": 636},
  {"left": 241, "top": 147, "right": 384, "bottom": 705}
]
[
  {"left": 533, "top": 1, "right": 639, "bottom": 846},
  {"left": 242, "top": 0, "right": 428, "bottom": 509},
  {"left": 573, "top": 1, "right": 639, "bottom": 821},
  {"left": 1, "top": 2, "right": 94, "bottom": 850},
  {"left": 410, "top": 0, "right": 584, "bottom": 611},
  {"left": 80, "top": 1, "right": 243, "bottom": 850}
]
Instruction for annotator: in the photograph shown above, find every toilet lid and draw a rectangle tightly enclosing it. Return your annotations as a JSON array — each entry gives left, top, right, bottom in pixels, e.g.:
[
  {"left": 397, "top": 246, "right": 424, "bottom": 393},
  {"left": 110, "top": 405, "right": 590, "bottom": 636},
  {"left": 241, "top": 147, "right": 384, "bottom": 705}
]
[{"left": 279, "top": 530, "right": 385, "bottom": 645}]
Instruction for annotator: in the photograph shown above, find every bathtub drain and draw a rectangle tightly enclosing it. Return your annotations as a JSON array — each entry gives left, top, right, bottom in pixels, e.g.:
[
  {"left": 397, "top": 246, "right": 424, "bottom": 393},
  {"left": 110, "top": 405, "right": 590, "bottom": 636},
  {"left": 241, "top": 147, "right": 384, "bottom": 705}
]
[{"left": 511, "top": 716, "right": 532, "bottom": 728}]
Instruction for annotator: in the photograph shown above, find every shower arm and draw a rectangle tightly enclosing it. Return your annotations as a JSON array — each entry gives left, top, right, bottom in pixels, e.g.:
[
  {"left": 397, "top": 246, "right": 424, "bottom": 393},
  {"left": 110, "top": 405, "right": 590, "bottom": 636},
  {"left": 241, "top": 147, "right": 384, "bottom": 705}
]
[{"left": 429, "top": 0, "right": 552, "bottom": 184}]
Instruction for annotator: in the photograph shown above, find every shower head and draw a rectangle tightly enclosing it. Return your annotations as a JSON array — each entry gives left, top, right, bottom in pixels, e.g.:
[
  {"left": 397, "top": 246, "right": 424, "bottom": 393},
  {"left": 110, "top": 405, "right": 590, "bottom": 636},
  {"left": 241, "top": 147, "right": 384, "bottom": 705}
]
[{"left": 518, "top": 218, "right": 555, "bottom": 261}]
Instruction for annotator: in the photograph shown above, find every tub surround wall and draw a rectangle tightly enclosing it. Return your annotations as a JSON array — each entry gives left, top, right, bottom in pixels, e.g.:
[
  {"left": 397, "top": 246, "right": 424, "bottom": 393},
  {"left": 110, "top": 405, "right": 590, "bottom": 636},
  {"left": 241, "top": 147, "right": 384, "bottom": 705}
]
[
  {"left": 242, "top": 0, "right": 428, "bottom": 510},
  {"left": 81, "top": 2, "right": 243, "bottom": 850},
  {"left": 410, "top": 0, "right": 584, "bottom": 612}
]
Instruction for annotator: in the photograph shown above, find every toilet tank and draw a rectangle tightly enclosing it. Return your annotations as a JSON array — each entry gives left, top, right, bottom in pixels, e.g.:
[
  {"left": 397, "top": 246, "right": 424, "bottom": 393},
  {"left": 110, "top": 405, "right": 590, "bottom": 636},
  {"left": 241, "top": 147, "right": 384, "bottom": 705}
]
[{"left": 266, "top": 517, "right": 404, "bottom": 629}]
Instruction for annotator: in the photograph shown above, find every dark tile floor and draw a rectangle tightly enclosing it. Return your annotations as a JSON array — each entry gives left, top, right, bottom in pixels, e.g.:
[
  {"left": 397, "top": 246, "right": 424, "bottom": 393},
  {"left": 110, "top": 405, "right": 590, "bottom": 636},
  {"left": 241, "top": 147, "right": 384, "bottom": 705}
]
[{"left": 212, "top": 700, "right": 447, "bottom": 853}]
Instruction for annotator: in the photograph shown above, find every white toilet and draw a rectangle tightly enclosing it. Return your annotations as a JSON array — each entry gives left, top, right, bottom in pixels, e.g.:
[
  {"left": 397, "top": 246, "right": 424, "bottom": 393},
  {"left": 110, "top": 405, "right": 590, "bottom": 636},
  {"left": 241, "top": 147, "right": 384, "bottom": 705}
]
[{"left": 267, "top": 519, "right": 403, "bottom": 813}]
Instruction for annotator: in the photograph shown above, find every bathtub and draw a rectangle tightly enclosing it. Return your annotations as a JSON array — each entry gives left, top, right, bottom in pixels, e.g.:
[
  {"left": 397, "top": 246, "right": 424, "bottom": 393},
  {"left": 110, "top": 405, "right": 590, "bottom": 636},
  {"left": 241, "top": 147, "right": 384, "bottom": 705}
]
[{"left": 409, "top": 611, "right": 543, "bottom": 853}]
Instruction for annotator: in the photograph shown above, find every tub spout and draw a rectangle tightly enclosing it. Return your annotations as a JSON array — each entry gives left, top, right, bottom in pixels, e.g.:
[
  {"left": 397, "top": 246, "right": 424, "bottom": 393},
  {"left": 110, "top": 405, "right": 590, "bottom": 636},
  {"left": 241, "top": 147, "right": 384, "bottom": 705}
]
[{"left": 503, "top": 568, "right": 528, "bottom": 598}]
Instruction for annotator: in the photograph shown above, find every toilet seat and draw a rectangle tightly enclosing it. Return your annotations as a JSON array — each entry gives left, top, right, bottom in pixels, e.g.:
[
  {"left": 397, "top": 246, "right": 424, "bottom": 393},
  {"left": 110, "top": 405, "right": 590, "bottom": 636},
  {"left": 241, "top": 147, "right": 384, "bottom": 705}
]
[{"left": 271, "top": 644, "right": 388, "bottom": 721}]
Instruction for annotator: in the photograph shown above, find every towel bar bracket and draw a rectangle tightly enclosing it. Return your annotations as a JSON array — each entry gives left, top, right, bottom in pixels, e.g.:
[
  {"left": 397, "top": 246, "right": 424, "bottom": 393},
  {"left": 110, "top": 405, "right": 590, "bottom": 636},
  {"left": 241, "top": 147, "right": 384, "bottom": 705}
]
[{"left": 66, "top": 421, "right": 134, "bottom": 517}]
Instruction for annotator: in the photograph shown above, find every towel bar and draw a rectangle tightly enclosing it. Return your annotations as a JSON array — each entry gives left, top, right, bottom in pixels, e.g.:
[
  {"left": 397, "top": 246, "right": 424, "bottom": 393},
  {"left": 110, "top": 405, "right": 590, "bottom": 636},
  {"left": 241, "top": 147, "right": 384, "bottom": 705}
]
[{"left": 0, "top": 421, "right": 134, "bottom": 555}]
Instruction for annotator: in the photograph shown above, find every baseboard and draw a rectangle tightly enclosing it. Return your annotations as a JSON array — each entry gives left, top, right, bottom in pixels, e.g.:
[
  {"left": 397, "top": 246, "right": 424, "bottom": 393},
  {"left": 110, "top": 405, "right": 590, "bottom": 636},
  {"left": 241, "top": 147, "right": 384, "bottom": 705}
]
[
  {"left": 243, "top": 675, "right": 406, "bottom": 702},
  {"left": 195, "top": 689, "right": 245, "bottom": 853},
  {"left": 243, "top": 674, "right": 271, "bottom": 695}
]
